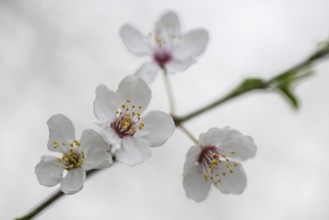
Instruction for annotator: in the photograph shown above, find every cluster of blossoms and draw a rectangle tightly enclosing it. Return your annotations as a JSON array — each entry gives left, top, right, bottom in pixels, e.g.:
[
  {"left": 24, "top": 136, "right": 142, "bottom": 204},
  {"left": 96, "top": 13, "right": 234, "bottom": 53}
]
[
  {"left": 36, "top": 76, "right": 175, "bottom": 194},
  {"left": 35, "top": 11, "right": 257, "bottom": 202}
]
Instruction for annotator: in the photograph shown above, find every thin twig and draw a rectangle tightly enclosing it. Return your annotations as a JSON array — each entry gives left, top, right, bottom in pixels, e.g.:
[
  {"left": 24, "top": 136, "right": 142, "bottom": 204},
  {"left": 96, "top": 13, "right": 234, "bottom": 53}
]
[
  {"left": 162, "top": 68, "right": 176, "bottom": 114},
  {"left": 176, "top": 123, "right": 198, "bottom": 144},
  {"left": 173, "top": 46, "right": 329, "bottom": 124},
  {"left": 15, "top": 164, "right": 111, "bottom": 220}
]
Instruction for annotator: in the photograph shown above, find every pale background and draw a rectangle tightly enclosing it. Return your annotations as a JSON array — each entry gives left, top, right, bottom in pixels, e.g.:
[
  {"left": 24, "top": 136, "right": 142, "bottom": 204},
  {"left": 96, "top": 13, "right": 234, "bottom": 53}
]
[{"left": 1, "top": 0, "right": 329, "bottom": 219}]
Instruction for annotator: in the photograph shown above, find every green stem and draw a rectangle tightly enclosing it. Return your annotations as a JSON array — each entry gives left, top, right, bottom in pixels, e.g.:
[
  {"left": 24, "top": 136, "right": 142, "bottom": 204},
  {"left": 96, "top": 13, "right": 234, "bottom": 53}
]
[
  {"left": 15, "top": 190, "right": 63, "bottom": 220},
  {"left": 269, "top": 46, "right": 329, "bottom": 84},
  {"left": 162, "top": 68, "right": 176, "bottom": 114},
  {"left": 174, "top": 46, "right": 329, "bottom": 124},
  {"left": 15, "top": 164, "right": 112, "bottom": 220},
  {"left": 173, "top": 85, "right": 261, "bottom": 124},
  {"left": 176, "top": 123, "right": 198, "bottom": 144}
]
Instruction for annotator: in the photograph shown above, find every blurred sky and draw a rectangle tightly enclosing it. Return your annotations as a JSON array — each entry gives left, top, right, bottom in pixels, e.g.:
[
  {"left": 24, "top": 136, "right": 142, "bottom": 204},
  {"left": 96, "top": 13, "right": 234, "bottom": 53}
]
[{"left": 1, "top": 0, "right": 329, "bottom": 219}]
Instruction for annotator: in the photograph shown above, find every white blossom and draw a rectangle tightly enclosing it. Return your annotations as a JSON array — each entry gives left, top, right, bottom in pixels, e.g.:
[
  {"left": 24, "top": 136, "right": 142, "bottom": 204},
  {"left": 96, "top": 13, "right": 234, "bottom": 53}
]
[
  {"left": 94, "top": 75, "right": 175, "bottom": 166},
  {"left": 120, "top": 11, "right": 209, "bottom": 83},
  {"left": 183, "top": 127, "right": 257, "bottom": 202},
  {"left": 35, "top": 114, "right": 112, "bottom": 194}
]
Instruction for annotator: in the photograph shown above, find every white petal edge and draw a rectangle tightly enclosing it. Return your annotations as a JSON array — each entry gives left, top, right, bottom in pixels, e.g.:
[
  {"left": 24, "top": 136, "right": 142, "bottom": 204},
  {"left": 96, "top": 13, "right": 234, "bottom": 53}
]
[
  {"left": 60, "top": 168, "right": 86, "bottom": 195},
  {"left": 218, "top": 128, "right": 257, "bottom": 161},
  {"left": 199, "top": 127, "right": 228, "bottom": 147},
  {"left": 35, "top": 155, "right": 63, "bottom": 187},
  {"left": 134, "top": 62, "right": 160, "bottom": 84},
  {"left": 173, "top": 29, "right": 209, "bottom": 60},
  {"left": 94, "top": 84, "right": 121, "bottom": 122},
  {"left": 120, "top": 24, "right": 151, "bottom": 56},
  {"left": 183, "top": 145, "right": 211, "bottom": 202},
  {"left": 214, "top": 160, "right": 247, "bottom": 194},
  {"left": 116, "top": 75, "right": 151, "bottom": 112},
  {"left": 47, "top": 114, "right": 75, "bottom": 153},
  {"left": 115, "top": 137, "right": 151, "bottom": 166},
  {"left": 165, "top": 58, "right": 195, "bottom": 75},
  {"left": 80, "top": 129, "right": 113, "bottom": 170},
  {"left": 156, "top": 11, "right": 181, "bottom": 37},
  {"left": 136, "top": 111, "right": 175, "bottom": 147},
  {"left": 80, "top": 129, "right": 111, "bottom": 154},
  {"left": 200, "top": 127, "right": 257, "bottom": 161}
]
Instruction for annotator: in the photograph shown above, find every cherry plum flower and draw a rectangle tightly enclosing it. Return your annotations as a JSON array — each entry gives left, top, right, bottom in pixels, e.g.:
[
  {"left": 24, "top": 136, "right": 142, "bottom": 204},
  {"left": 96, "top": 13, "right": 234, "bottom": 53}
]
[
  {"left": 120, "top": 11, "right": 209, "bottom": 83},
  {"left": 94, "top": 75, "right": 175, "bottom": 166},
  {"left": 35, "top": 114, "right": 113, "bottom": 194},
  {"left": 183, "top": 127, "right": 257, "bottom": 202}
]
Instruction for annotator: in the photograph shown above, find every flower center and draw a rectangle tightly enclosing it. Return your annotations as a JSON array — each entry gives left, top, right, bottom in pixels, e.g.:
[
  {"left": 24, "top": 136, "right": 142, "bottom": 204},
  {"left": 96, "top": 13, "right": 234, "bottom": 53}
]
[
  {"left": 57, "top": 140, "right": 85, "bottom": 170},
  {"left": 110, "top": 99, "right": 145, "bottom": 138},
  {"left": 154, "top": 50, "right": 172, "bottom": 68},
  {"left": 198, "top": 146, "right": 238, "bottom": 185}
]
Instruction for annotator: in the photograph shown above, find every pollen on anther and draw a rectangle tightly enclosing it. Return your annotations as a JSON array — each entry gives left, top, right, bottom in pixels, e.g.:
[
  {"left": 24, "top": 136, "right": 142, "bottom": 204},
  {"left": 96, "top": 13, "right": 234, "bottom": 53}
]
[
  {"left": 203, "top": 173, "right": 209, "bottom": 181},
  {"left": 229, "top": 169, "right": 234, "bottom": 174},
  {"left": 74, "top": 140, "right": 80, "bottom": 146},
  {"left": 126, "top": 99, "right": 131, "bottom": 103},
  {"left": 234, "top": 162, "right": 238, "bottom": 167}
]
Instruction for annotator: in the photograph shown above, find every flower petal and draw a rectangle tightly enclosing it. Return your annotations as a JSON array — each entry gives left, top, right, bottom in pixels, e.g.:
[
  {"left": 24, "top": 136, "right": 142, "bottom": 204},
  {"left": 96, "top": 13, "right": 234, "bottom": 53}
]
[
  {"left": 219, "top": 128, "right": 257, "bottom": 161},
  {"left": 115, "top": 137, "right": 151, "bottom": 166},
  {"left": 156, "top": 11, "right": 181, "bottom": 37},
  {"left": 80, "top": 129, "right": 113, "bottom": 170},
  {"left": 35, "top": 155, "right": 63, "bottom": 187},
  {"left": 116, "top": 76, "right": 151, "bottom": 112},
  {"left": 47, "top": 114, "right": 75, "bottom": 153},
  {"left": 134, "top": 62, "right": 160, "bottom": 84},
  {"left": 94, "top": 84, "right": 121, "bottom": 122},
  {"left": 173, "top": 29, "right": 209, "bottom": 60},
  {"left": 60, "top": 168, "right": 86, "bottom": 195},
  {"left": 120, "top": 24, "right": 151, "bottom": 56},
  {"left": 201, "top": 127, "right": 257, "bottom": 161},
  {"left": 199, "top": 127, "right": 227, "bottom": 147},
  {"left": 80, "top": 129, "right": 111, "bottom": 153},
  {"left": 136, "top": 111, "right": 175, "bottom": 147},
  {"left": 165, "top": 58, "right": 195, "bottom": 75},
  {"left": 214, "top": 160, "right": 247, "bottom": 194},
  {"left": 97, "top": 123, "right": 122, "bottom": 148},
  {"left": 183, "top": 145, "right": 211, "bottom": 202}
]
